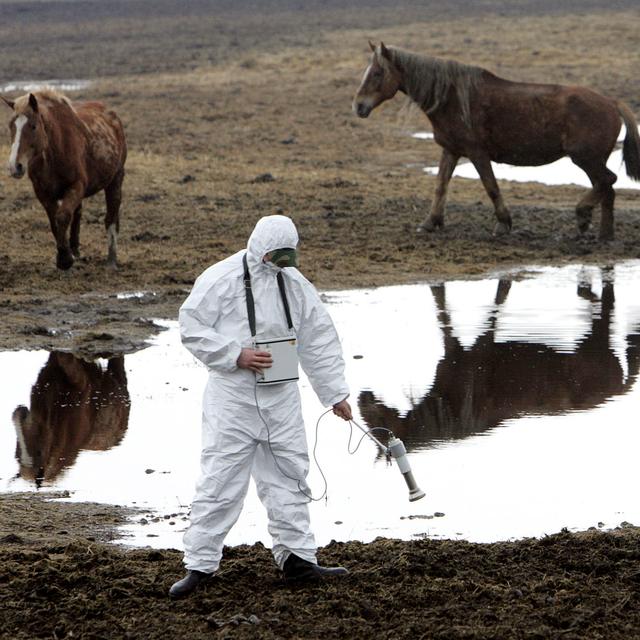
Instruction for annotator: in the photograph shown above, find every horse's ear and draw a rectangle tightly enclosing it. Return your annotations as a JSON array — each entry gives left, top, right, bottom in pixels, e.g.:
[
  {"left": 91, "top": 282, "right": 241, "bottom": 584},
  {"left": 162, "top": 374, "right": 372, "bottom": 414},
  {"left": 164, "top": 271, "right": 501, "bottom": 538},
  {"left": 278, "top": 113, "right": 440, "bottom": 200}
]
[
  {"left": 28, "top": 93, "right": 38, "bottom": 112},
  {"left": 368, "top": 40, "right": 376, "bottom": 52},
  {"left": 380, "top": 42, "right": 391, "bottom": 61},
  {"left": 0, "top": 96, "right": 15, "bottom": 110}
]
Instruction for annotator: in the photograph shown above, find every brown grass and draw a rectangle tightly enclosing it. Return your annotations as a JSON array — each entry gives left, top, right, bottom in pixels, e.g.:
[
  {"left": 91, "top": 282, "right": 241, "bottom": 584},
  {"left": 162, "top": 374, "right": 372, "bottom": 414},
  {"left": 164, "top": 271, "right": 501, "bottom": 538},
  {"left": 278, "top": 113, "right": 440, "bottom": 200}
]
[{"left": 0, "top": 3, "right": 639, "bottom": 354}]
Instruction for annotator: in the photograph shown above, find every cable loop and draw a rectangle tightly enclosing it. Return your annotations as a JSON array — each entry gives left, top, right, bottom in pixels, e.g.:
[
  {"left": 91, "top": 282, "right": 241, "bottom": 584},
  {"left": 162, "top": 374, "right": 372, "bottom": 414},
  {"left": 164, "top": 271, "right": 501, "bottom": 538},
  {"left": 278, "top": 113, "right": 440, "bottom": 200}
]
[{"left": 253, "top": 380, "right": 395, "bottom": 502}]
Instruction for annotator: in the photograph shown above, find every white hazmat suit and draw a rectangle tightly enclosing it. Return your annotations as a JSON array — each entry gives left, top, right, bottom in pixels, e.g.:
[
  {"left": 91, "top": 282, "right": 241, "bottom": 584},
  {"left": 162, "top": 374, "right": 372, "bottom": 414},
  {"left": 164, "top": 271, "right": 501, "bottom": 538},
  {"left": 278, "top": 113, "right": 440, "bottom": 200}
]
[{"left": 179, "top": 215, "right": 349, "bottom": 573}]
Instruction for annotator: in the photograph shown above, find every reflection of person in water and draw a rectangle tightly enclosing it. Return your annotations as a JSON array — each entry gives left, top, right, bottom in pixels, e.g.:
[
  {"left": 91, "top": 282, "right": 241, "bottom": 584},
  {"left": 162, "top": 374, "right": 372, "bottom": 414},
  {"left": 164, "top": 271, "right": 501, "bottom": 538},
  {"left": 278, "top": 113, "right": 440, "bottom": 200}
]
[
  {"left": 11, "top": 352, "right": 130, "bottom": 487},
  {"left": 359, "top": 271, "right": 640, "bottom": 450}
]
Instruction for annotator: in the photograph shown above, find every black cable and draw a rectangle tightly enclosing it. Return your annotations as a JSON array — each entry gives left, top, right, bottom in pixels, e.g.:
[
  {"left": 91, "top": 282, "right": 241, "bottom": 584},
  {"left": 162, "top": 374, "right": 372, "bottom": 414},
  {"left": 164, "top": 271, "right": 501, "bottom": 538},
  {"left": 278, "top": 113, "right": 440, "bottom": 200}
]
[
  {"left": 253, "top": 377, "right": 396, "bottom": 502},
  {"left": 253, "top": 377, "right": 329, "bottom": 502},
  {"left": 345, "top": 421, "right": 394, "bottom": 455}
]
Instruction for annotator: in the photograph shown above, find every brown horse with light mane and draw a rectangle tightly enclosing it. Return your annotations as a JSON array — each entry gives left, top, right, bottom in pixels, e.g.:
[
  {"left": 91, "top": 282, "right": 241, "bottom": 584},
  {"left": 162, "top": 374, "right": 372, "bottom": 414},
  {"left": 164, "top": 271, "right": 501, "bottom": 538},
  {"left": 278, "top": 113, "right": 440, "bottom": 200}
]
[
  {"left": 2, "top": 90, "right": 126, "bottom": 269},
  {"left": 353, "top": 42, "right": 640, "bottom": 240}
]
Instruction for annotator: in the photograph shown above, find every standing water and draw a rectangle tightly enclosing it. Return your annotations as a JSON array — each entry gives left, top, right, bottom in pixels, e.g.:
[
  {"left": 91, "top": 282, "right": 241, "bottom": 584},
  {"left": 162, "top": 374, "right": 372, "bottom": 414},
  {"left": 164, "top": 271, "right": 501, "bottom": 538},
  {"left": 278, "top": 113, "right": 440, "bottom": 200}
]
[
  {"left": 0, "top": 80, "right": 91, "bottom": 93},
  {"left": 1, "top": 262, "right": 640, "bottom": 549}
]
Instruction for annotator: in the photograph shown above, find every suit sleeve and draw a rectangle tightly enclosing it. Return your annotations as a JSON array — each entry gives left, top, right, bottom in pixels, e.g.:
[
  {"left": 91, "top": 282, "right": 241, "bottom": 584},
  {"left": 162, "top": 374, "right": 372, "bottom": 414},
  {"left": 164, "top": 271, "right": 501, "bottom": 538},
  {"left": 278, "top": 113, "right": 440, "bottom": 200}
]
[
  {"left": 178, "top": 274, "right": 242, "bottom": 373},
  {"left": 295, "top": 279, "right": 350, "bottom": 407}
]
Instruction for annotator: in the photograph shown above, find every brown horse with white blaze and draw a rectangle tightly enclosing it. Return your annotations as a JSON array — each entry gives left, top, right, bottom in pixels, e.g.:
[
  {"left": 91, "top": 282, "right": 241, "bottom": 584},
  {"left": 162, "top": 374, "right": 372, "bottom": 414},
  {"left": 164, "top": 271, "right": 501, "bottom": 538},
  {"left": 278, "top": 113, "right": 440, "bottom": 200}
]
[
  {"left": 2, "top": 90, "right": 127, "bottom": 269},
  {"left": 353, "top": 42, "right": 640, "bottom": 240}
]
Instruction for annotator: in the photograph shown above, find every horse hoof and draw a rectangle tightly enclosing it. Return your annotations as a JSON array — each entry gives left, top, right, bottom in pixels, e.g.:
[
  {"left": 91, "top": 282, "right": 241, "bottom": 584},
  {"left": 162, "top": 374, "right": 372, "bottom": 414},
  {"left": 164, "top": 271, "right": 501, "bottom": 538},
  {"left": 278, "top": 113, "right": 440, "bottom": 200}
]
[
  {"left": 417, "top": 220, "right": 442, "bottom": 234},
  {"left": 493, "top": 222, "right": 511, "bottom": 236},
  {"left": 577, "top": 222, "right": 591, "bottom": 234},
  {"left": 56, "top": 252, "right": 74, "bottom": 270}
]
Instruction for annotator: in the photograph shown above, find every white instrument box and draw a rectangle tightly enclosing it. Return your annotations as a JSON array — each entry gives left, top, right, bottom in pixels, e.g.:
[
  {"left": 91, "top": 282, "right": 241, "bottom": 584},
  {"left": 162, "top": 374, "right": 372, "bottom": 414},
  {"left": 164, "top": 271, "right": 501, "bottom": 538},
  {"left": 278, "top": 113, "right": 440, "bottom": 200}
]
[{"left": 255, "top": 336, "right": 299, "bottom": 385}]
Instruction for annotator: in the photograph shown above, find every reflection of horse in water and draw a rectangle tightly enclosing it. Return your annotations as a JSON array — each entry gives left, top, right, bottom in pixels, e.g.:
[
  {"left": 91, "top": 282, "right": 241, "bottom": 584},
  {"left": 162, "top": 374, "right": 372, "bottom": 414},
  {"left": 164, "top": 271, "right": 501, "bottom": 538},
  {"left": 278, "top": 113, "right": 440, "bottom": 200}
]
[
  {"left": 359, "top": 272, "right": 640, "bottom": 450},
  {"left": 12, "top": 352, "right": 130, "bottom": 487}
]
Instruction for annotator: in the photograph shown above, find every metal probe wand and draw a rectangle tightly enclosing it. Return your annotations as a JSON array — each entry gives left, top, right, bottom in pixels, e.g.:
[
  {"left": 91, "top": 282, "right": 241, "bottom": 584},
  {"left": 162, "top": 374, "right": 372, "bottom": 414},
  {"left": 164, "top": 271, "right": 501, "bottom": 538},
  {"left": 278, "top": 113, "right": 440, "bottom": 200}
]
[{"left": 353, "top": 421, "right": 426, "bottom": 502}]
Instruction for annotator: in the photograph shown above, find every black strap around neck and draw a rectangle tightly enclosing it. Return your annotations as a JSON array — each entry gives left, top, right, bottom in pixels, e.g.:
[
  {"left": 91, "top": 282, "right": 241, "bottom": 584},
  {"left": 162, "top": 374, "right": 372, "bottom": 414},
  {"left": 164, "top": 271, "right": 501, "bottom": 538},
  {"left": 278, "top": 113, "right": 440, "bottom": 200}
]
[{"left": 243, "top": 253, "right": 293, "bottom": 338}]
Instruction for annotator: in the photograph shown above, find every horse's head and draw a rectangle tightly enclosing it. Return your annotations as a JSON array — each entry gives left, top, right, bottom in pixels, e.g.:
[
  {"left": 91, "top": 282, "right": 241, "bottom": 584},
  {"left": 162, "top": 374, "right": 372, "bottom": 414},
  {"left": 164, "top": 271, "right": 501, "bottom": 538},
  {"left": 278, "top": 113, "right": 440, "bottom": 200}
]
[
  {"left": 352, "top": 41, "right": 402, "bottom": 118},
  {"left": 11, "top": 404, "right": 45, "bottom": 488},
  {"left": 1, "top": 93, "right": 45, "bottom": 179}
]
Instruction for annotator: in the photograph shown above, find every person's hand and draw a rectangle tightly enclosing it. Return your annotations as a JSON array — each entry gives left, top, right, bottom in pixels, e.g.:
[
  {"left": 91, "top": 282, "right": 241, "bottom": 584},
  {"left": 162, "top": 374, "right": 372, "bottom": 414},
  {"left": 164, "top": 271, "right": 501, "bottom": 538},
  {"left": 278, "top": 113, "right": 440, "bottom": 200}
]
[
  {"left": 332, "top": 399, "right": 352, "bottom": 421},
  {"left": 237, "top": 348, "right": 273, "bottom": 374}
]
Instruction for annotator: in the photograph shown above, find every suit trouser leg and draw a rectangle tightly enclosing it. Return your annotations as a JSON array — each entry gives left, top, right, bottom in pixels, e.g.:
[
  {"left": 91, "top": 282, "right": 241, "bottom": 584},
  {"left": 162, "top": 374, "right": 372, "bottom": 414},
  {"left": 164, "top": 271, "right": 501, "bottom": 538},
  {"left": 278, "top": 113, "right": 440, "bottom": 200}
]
[
  {"left": 183, "top": 395, "right": 258, "bottom": 573},
  {"left": 253, "top": 422, "right": 317, "bottom": 569}
]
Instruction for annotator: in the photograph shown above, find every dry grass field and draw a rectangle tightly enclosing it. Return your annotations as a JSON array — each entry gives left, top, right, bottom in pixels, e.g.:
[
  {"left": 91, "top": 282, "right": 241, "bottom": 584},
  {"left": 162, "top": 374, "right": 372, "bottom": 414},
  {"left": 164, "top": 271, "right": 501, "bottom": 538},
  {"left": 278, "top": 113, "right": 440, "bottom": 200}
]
[{"left": 1, "top": 0, "right": 639, "bottom": 353}]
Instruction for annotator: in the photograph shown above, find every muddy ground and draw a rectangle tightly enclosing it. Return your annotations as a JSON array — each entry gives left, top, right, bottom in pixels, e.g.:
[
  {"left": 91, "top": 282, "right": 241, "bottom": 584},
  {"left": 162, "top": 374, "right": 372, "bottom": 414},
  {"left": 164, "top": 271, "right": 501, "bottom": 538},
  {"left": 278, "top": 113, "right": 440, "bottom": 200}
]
[
  {"left": 2, "top": 0, "right": 640, "bottom": 637},
  {"left": 3, "top": 493, "right": 640, "bottom": 640}
]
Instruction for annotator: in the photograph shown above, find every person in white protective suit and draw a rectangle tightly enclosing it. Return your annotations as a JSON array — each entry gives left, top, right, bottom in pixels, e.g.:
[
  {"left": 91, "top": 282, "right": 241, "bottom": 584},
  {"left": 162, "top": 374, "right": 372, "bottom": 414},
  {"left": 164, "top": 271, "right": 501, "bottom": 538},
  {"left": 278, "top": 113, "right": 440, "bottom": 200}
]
[{"left": 169, "top": 214, "right": 353, "bottom": 599}]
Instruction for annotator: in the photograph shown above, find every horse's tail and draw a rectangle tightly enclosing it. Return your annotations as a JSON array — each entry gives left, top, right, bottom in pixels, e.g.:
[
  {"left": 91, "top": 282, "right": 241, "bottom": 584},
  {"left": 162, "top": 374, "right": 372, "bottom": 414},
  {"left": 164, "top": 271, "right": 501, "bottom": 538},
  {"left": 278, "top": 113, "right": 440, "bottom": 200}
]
[{"left": 617, "top": 101, "right": 640, "bottom": 181}]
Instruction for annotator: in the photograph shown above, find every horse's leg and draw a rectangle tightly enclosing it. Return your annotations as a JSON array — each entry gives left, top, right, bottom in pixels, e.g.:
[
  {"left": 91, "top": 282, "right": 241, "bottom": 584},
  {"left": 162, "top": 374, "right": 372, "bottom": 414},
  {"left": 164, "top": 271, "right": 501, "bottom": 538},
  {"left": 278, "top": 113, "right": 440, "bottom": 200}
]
[
  {"left": 418, "top": 149, "right": 459, "bottom": 233},
  {"left": 104, "top": 168, "right": 124, "bottom": 268},
  {"left": 599, "top": 173, "right": 616, "bottom": 241},
  {"left": 42, "top": 201, "right": 57, "bottom": 236},
  {"left": 494, "top": 279, "right": 512, "bottom": 306},
  {"left": 486, "top": 279, "right": 512, "bottom": 334},
  {"left": 572, "top": 158, "right": 617, "bottom": 240},
  {"left": 469, "top": 153, "right": 511, "bottom": 235},
  {"left": 574, "top": 187, "right": 600, "bottom": 234},
  {"left": 54, "top": 184, "right": 84, "bottom": 270},
  {"left": 70, "top": 204, "right": 82, "bottom": 258},
  {"left": 430, "top": 283, "right": 457, "bottom": 351},
  {"left": 41, "top": 201, "right": 60, "bottom": 261}
]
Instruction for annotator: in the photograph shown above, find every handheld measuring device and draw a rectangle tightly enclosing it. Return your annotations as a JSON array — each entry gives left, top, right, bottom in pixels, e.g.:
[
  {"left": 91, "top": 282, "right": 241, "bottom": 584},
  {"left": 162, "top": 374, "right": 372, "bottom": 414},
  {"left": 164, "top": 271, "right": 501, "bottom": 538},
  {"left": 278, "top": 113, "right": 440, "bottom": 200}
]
[{"left": 254, "top": 336, "right": 299, "bottom": 385}]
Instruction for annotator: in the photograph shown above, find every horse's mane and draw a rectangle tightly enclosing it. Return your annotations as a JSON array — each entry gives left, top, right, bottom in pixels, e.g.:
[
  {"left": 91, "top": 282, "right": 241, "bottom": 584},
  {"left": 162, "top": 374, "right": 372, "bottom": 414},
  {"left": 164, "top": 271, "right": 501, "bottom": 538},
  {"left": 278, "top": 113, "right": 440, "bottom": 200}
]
[
  {"left": 389, "top": 48, "right": 482, "bottom": 128},
  {"left": 14, "top": 89, "right": 74, "bottom": 113}
]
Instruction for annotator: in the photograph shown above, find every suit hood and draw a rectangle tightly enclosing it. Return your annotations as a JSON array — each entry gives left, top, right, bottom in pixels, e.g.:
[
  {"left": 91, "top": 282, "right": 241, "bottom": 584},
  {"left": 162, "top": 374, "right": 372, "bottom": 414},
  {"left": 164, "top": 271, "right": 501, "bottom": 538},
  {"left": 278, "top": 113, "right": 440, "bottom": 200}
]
[{"left": 246, "top": 215, "right": 299, "bottom": 268}]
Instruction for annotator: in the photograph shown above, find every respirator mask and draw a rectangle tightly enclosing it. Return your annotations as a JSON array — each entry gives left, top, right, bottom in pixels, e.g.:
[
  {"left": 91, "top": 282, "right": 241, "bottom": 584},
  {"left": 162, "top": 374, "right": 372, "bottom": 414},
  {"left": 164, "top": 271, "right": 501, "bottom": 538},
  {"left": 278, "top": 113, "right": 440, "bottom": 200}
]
[{"left": 268, "top": 248, "right": 298, "bottom": 269}]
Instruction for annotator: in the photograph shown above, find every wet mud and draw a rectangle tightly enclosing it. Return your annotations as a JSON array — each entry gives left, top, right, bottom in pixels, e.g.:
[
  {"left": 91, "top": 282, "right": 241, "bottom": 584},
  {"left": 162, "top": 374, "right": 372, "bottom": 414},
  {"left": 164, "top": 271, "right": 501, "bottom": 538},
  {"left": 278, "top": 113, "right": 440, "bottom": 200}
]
[
  {"left": 2, "top": 494, "right": 640, "bottom": 639},
  {"left": 2, "top": 0, "right": 640, "bottom": 637}
]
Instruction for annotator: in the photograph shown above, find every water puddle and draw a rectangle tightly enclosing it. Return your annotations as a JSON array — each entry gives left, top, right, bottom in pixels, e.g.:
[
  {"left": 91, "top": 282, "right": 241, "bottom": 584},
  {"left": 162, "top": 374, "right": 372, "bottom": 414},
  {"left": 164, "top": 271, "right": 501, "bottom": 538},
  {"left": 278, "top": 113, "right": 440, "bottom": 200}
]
[
  {"left": 2, "top": 262, "right": 640, "bottom": 549},
  {"left": 1, "top": 80, "right": 91, "bottom": 93},
  {"left": 421, "top": 127, "right": 640, "bottom": 190},
  {"left": 115, "top": 290, "right": 157, "bottom": 301}
]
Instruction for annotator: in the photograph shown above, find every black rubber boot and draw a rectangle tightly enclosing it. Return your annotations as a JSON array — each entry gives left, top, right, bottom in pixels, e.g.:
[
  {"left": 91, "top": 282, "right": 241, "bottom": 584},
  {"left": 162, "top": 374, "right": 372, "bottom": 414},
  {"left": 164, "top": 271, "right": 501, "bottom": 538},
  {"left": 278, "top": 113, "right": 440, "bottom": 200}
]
[
  {"left": 282, "top": 553, "right": 349, "bottom": 582},
  {"left": 169, "top": 570, "right": 213, "bottom": 598}
]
